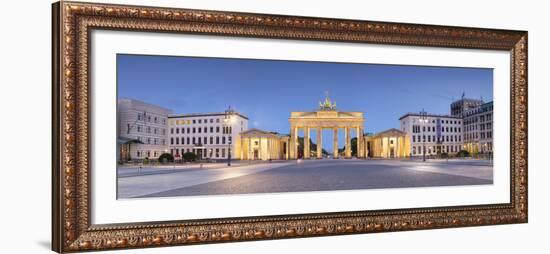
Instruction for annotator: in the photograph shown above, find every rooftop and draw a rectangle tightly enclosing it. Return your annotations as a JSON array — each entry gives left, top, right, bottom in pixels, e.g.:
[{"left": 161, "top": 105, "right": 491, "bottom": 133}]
[
  {"left": 168, "top": 112, "right": 248, "bottom": 120},
  {"left": 399, "top": 112, "right": 462, "bottom": 120}
]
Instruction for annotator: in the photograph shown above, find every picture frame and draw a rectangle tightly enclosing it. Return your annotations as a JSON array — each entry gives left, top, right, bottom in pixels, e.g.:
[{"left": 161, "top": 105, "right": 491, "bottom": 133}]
[{"left": 52, "top": 1, "right": 528, "bottom": 252}]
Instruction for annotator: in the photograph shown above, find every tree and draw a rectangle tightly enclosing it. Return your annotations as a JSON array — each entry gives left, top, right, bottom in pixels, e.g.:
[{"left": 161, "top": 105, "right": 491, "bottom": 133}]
[
  {"left": 158, "top": 153, "right": 174, "bottom": 163},
  {"left": 457, "top": 150, "right": 470, "bottom": 158},
  {"left": 182, "top": 152, "right": 197, "bottom": 162}
]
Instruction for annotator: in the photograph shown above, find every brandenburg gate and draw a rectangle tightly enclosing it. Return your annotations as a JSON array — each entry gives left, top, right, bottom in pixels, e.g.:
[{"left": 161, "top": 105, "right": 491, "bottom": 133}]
[{"left": 289, "top": 96, "right": 365, "bottom": 159}]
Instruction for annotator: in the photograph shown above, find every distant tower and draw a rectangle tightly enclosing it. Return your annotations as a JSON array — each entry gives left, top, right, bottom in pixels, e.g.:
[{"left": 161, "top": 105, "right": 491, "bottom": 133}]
[{"left": 450, "top": 92, "right": 483, "bottom": 117}]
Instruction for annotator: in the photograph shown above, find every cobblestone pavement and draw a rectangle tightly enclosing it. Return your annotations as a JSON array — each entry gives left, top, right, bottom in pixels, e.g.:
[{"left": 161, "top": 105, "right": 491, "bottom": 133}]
[{"left": 121, "top": 159, "right": 493, "bottom": 198}]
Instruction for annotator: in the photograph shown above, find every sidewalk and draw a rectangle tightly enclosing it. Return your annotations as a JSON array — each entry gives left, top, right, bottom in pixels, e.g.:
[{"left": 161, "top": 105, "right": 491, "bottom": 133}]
[{"left": 117, "top": 161, "right": 294, "bottom": 198}]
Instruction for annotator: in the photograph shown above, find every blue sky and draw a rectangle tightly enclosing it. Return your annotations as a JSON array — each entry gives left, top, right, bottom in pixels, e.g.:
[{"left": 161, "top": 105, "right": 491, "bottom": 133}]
[{"left": 118, "top": 54, "right": 492, "bottom": 149}]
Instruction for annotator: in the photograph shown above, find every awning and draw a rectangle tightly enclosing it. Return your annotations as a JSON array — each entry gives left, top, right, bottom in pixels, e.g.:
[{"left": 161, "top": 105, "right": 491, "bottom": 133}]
[{"left": 117, "top": 137, "right": 143, "bottom": 145}]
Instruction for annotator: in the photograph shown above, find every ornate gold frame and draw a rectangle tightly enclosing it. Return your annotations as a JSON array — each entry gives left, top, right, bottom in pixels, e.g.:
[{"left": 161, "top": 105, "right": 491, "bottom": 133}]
[{"left": 52, "top": 1, "right": 528, "bottom": 252}]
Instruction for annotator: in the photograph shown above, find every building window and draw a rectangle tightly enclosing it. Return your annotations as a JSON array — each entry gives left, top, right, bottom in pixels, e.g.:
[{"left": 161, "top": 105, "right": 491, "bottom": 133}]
[
  {"left": 216, "top": 119, "right": 220, "bottom": 123},
  {"left": 170, "top": 138, "right": 174, "bottom": 145},
  {"left": 216, "top": 136, "right": 220, "bottom": 144},
  {"left": 176, "top": 128, "right": 179, "bottom": 134},
  {"left": 204, "top": 127, "right": 207, "bottom": 133},
  {"left": 222, "top": 137, "right": 226, "bottom": 144},
  {"left": 216, "top": 126, "right": 220, "bottom": 133},
  {"left": 192, "top": 137, "right": 196, "bottom": 145},
  {"left": 210, "top": 137, "right": 213, "bottom": 144},
  {"left": 221, "top": 148, "right": 225, "bottom": 158},
  {"left": 193, "top": 128, "right": 196, "bottom": 133},
  {"left": 204, "top": 137, "right": 207, "bottom": 144}
]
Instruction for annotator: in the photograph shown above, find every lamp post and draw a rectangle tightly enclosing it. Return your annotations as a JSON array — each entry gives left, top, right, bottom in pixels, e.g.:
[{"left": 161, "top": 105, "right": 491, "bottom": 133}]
[
  {"left": 224, "top": 106, "right": 234, "bottom": 166},
  {"left": 419, "top": 109, "right": 428, "bottom": 162}
]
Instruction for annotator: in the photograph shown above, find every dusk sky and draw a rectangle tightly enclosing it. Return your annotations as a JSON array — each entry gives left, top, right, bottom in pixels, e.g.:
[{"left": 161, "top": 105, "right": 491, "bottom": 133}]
[{"left": 117, "top": 54, "right": 493, "bottom": 149}]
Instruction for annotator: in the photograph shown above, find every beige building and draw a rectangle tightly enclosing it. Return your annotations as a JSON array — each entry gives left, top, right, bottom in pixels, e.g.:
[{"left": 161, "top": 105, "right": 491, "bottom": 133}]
[
  {"left": 288, "top": 96, "right": 365, "bottom": 159},
  {"left": 364, "top": 129, "right": 410, "bottom": 158},
  {"left": 238, "top": 129, "right": 289, "bottom": 160}
]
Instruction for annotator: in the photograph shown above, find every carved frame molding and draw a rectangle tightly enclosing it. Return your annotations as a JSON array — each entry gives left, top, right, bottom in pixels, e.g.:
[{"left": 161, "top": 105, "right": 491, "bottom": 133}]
[{"left": 52, "top": 1, "right": 527, "bottom": 252}]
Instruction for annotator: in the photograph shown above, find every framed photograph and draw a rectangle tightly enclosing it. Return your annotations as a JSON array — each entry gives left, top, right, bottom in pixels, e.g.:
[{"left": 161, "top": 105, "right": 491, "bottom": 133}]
[{"left": 52, "top": 1, "right": 528, "bottom": 252}]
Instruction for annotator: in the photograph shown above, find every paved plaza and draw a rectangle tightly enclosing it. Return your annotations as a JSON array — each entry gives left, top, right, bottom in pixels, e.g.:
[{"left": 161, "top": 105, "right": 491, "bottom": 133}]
[{"left": 117, "top": 159, "right": 493, "bottom": 199}]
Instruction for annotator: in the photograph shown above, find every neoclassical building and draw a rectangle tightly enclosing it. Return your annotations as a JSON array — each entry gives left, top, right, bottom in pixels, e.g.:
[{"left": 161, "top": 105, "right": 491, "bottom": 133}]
[
  {"left": 238, "top": 129, "right": 289, "bottom": 160},
  {"left": 364, "top": 128, "right": 410, "bottom": 158},
  {"left": 237, "top": 97, "right": 414, "bottom": 160},
  {"left": 289, "top": 96, "right": 365, "bottom": 159}
]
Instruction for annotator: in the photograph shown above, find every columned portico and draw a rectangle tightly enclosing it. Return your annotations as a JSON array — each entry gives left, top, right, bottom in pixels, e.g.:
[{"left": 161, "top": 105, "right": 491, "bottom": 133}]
[{"left": 288, "top": 95, "right": 365, "bottom": 160}]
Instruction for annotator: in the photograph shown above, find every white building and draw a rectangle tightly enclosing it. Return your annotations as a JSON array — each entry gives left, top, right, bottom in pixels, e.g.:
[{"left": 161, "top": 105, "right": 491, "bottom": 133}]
[
  {"left": 168, "top": 111, "right": 248, "bottom": 160},
  {"left": 117, "top": 98, "right": 172, "bottom": 161},
  {"left": 399, "top": 113, "right": 463, "bottom": 157}
]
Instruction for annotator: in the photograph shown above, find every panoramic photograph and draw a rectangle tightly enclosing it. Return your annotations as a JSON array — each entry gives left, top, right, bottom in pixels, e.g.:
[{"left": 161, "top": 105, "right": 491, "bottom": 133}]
[{"left": 116, "top": 54, "right": 494, "bottom": 199}]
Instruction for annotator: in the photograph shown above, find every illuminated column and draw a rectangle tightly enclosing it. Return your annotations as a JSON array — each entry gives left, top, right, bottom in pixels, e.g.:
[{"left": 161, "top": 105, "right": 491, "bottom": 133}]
[
  {"left": 345, "top": 127, "right": 351, "bottom": 158},
  {"left": 286, "top": 140, "right": 290, "bottom": 160},
  {"left": 384, "top": 137, "right": 389, "bottom": 158},
  {"left": 395, "top": 137, "right": 401, "bottom": 158},
  {"left": 356, "top": 127, "right": 363, "bottom": 158},
  {"left": 333, "top": 128, "right": 339, "bottom": 159},
  {"left": 304, "top": 127, "right": 310, "bottom": 159},
  {"left": 259, "top": 137, "right": 263, "bottom": 160},
  {"left": 248, "top": 137, "right": 252, "bottom": 160},
  {"left": 293, "top": 127, "right": 299, "bottom": 159},
  {"left": 316, "top": 128, "right": 322, "bottom": 159},
  {"left": 267, "top": 138, "right": 271, "bottom": 160}
]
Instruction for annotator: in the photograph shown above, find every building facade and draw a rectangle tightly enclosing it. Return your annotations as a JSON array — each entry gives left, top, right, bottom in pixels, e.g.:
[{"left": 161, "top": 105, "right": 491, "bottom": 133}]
[
  {"left": 168, "top": 111, "right": 249, "bottom": 160},
  {"left": 399, "top": 113, "right": 463, "bottom": 157},
  {"left": 450, "top": 97, "right": 484, "bottom": 117},
  {"left": 463, "top": 101, "right": 493, "bottom": 154},
  {"left": 117, "top": 98, "right": 172, "bottom": 161},
  {"left": 239, "top": 129, "right": 289, "bottom": 160},
  {"left": 364, "top": 129, "right": 410, "bottom": 158}
]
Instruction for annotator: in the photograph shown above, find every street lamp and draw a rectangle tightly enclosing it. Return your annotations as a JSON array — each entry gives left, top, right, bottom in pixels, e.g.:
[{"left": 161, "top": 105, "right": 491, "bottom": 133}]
[
  {"left": 419, "top": 109, "right": 428, "bottom": 162},
  {"left": 224, "top": 106, "right": 235, "bottom": 166}
]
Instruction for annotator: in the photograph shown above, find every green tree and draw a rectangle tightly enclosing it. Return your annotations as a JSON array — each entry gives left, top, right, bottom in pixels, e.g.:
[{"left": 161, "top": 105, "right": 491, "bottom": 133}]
[
  {"left": 182, "top": 152, "right": 197, "bottom": 162},
  {"left": 457, "top": 150, "right": 470, "bottom": 157},
  {"left": 158, "top": 153, "right": 174, "bottom": 163}
]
